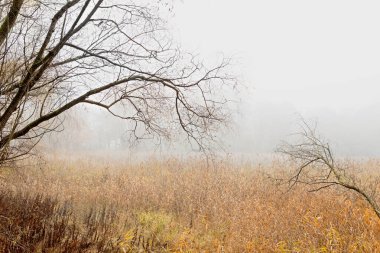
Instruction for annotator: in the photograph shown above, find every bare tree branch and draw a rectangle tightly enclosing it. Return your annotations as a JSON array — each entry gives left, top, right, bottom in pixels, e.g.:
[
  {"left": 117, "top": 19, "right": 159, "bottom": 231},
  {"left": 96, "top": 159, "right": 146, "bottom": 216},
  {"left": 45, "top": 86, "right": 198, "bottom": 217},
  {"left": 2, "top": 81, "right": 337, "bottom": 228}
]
[
  {"left": 0, "top": 0, "right": 24, "bottom": 47},
  {"left": 0, "top": 1, "right": 236, "bottom": 164},
  {"left": 278, "top": 120, "right": 380, "bottom": 219}
]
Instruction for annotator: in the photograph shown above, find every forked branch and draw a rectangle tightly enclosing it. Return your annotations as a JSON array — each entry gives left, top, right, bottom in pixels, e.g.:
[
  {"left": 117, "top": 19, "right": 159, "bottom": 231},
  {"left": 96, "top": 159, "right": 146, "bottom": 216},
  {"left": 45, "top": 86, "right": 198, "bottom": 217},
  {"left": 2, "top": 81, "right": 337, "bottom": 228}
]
[{"left": 278, "top": 120, "right": 380, "bottom": 219}]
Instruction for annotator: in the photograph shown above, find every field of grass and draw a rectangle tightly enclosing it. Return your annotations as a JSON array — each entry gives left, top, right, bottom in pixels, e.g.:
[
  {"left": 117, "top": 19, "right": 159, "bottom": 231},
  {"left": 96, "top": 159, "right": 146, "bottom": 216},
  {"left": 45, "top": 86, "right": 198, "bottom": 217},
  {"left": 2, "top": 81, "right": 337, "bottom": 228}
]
[{"left": 0, "top": 156, "right": 380, "bottom": 252}]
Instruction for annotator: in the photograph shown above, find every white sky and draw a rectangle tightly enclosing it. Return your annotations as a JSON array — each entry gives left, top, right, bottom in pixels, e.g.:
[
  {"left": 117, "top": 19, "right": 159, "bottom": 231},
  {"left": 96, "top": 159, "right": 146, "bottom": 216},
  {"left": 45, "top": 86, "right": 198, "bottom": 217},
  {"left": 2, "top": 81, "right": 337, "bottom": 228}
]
[
  {"left": 52, "top": 1, "right": 380, "bottom": 157},
  {"left": 170, "top": 0, "right": 380, "bottom": 112}
]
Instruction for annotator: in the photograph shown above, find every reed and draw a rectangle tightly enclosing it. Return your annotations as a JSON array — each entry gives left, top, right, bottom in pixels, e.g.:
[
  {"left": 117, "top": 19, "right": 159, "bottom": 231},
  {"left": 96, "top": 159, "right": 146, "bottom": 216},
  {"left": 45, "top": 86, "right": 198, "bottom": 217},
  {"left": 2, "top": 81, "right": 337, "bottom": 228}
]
[{"left": 0, "top": 157, "right": 379, "bottom": 252}]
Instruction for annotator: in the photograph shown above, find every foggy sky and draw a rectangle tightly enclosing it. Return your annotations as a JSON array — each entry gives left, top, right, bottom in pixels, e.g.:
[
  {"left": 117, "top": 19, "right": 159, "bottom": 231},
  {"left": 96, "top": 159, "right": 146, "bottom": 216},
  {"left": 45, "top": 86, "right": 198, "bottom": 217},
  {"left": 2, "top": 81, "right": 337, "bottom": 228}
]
[
  {"left": 169, "top": 0, "right": 380, "bottom": 157},
  {"left": 171, "top": 0, "right": 380, "bottom": 110},
  {"left": 48, "top": 1, "right": 380, "bottom": 157}
]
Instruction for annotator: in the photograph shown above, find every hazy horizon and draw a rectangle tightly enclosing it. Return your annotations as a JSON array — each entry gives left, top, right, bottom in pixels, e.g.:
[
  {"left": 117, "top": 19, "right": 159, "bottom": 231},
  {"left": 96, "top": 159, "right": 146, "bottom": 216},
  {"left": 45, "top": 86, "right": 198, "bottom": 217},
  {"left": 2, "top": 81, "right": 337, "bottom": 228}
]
[{"left": 45, "top": 0, "right": 380, "bottom": 158}]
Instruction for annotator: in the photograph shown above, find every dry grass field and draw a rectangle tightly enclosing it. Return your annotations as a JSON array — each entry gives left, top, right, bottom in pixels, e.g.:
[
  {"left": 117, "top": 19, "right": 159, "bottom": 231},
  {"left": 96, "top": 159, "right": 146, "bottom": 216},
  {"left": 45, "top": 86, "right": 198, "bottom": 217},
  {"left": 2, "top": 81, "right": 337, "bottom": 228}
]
[{"left": 0, "top": 156, "right": 380, "bottom": 252}]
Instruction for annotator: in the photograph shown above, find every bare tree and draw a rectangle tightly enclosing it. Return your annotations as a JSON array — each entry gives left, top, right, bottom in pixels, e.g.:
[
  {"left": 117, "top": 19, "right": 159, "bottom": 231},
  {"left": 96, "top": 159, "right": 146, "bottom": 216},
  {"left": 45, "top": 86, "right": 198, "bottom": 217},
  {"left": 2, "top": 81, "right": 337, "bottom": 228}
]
[
  {"left": 0, "top": 0, "right": 235, "bottom": 164},
  {"left": 278, "top": 121, "right": 380, "bottom": 219}
]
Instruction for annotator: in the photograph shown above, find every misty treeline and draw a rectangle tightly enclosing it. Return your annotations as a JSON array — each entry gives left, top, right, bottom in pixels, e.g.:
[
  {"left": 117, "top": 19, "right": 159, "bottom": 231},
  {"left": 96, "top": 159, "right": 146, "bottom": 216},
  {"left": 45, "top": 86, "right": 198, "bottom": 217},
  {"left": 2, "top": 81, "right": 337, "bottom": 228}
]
[{"left": 0, "top": 0, "right": 236, "bottom": 165}]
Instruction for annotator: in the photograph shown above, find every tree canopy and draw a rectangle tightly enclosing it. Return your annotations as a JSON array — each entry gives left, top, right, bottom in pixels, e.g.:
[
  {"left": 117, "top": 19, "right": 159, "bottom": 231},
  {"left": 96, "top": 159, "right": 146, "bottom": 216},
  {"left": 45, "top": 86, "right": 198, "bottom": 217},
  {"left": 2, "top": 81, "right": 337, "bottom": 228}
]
[{"left": 0, "top": 0, "right": 234, "bottom": 164}]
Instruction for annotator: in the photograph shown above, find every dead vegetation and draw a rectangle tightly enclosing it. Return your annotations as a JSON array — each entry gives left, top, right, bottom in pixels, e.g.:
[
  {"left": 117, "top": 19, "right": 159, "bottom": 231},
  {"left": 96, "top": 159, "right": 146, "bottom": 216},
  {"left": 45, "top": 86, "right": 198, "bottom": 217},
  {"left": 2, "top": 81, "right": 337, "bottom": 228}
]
[{"left": 0, "top": 157, "right": 380, "bottom": 252}]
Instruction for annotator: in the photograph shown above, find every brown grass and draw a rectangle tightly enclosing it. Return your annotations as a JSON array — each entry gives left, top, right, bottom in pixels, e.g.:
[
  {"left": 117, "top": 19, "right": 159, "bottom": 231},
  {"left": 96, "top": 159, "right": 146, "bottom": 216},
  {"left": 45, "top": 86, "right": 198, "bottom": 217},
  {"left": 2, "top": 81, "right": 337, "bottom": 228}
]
[{"left": 0, "top": 156, "right": 380, "bottom": 252}]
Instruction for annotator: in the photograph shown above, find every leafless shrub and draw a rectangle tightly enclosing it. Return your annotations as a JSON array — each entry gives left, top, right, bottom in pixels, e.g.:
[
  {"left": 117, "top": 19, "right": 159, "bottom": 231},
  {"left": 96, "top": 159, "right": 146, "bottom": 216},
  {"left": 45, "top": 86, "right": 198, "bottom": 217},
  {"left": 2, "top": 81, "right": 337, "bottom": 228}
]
[
  {"left": 0, "top": 190, "right": 125, "bottom": 252},
  {"left": 278, "top": 120, "right": 380, "bottom": 219}
]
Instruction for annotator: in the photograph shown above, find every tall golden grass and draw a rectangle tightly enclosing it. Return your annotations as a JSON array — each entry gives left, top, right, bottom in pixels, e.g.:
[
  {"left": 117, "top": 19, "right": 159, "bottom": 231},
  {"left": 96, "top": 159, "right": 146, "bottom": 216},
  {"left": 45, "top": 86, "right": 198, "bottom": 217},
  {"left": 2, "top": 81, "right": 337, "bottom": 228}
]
[{"left": 0, "top": 156, "right": 380, "bottom": 252}]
